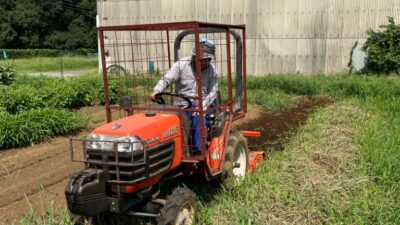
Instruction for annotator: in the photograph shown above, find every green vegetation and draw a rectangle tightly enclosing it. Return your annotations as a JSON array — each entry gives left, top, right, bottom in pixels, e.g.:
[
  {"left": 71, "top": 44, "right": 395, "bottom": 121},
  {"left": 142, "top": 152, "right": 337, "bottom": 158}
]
[
  {"left": 0, "top": 73, "right": 110, "bottom": 149},
  {"left": 0, "top": 49, "right": 94, "bottom": 59},
  {"left": 0, "top": 62, "right": 16, "bottom": 85},
  {"left": 21, "top": 206, "right": 73, "bottom": 225},
  {"left": 0, "top": 108, "right": 83, "bottom": 149},
  {"left": 248, "top": 88, "right": 293, "bottom": 112},
  {"left": 9, "top": 56, "right": 98, "bottom": 73},
  {"left": 0, "top": 0, "right": 96, "bottom": 50},
  {"left": 199, "top": 101, "right": 399, "bottom": 224},
  {"left": 364, "top": 17, "right": 400, "bottom": 74},
  {"left": 199, "top": 74, "right": 400, "bottom": 224},
  {"left": 0, "top": 74, "right": 103, "bottom": 114}
]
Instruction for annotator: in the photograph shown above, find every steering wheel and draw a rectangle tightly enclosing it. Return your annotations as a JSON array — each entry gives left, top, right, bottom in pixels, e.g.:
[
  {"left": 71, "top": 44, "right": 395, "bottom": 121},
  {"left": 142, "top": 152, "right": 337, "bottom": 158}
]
[{"left": 153, "top": 92, "right": 193, "bottom": 109}]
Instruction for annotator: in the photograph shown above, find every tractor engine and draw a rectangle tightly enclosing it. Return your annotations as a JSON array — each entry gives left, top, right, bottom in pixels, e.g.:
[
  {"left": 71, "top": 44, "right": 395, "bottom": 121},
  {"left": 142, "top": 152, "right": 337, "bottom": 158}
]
[{"left": 65, "top": 111, "right": 183, "bottom": 216}]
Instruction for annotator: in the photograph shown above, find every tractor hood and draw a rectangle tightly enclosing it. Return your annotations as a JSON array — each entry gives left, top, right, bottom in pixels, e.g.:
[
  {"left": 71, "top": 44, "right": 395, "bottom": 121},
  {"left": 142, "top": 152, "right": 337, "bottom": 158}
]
[{"left": 91, "top": 112, "right": 181, "bottom": 144}]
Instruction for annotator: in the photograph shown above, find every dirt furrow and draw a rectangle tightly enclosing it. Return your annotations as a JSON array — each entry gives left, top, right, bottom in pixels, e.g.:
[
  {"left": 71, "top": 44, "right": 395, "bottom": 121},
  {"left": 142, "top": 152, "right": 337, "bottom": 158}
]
[
  {"left": 0, "top": 150, "right": 65, "bottom": 179},
  {"left": 0, "top": 138, "right": 83, "bottom": 208},
  {"left": 0, "top": 174, "right": 71, "bottom": 208},
  {"left": 0, "top": 138, "right": 68, "bottom": 177}
]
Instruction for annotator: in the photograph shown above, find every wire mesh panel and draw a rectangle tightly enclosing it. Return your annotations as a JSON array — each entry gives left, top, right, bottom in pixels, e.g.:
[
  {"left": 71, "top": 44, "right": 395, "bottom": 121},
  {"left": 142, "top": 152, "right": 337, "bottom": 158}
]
[{"left": 99, "top": 21, "right": 246, "bottom": 159}]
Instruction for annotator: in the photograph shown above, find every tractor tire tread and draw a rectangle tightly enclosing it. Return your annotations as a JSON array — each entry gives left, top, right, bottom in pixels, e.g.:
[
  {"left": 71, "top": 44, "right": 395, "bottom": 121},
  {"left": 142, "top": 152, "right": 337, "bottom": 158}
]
[
  {"left": 157, "top": 187, "right": 197, "bottom": 225},
  {"left": 221, "top": 131, "right": 249, "bottom": 189}
]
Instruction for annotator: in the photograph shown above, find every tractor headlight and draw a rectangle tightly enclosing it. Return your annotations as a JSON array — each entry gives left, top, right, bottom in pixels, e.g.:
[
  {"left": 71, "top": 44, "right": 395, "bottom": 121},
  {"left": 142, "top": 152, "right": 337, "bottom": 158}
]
[{"left": 85, "top": 134, "right": 144, "bottom": 153}]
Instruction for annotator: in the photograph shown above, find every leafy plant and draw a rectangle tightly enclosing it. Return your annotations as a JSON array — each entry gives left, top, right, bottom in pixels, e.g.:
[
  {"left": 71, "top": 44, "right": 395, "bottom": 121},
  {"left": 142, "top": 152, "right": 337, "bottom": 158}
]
[
  {"left": 0, "top": 85, "right": 43, "bottom": 114},
  {"left": 0, "top": 62, "right": 16, "bottom": 85},
  {"left": 0, "top": 75, "right": 105, "bottom": 114},
  {"left": 0, "top": 108, "right": 83, "bottom": 149},
  {"left": 363, "top": 17, "right": 400, "bottom": 74}
]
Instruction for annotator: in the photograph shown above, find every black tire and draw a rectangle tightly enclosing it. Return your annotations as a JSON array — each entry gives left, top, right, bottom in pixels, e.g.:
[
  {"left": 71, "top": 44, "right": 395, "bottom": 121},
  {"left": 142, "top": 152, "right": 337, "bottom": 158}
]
[
  {"left": 157, "top": 187, "right": 197, "bottom": 225},
  {"left": 221, "top": 131, "right": 249, "bottom": 188},
  {"left": 89, "top": 213, "right": 118, "bottom": 225}
]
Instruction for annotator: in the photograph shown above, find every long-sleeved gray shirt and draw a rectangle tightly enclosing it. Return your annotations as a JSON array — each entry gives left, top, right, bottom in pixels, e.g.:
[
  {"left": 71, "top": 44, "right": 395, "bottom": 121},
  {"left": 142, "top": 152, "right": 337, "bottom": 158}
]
[{"left": 153, "top": 57, "right": 218, "bottom": 109}]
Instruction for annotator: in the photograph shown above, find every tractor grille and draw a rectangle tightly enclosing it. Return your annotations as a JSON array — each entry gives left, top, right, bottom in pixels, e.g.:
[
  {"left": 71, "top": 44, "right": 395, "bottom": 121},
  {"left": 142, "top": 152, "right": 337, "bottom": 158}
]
[{"left": 85, "top": 140, "right": 175, "bottom": 184}]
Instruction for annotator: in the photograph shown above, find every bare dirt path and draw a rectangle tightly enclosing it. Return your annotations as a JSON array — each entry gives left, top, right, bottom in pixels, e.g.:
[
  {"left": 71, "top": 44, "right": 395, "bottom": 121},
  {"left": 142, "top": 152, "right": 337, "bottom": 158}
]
[
  {"left": 0, "top": 97, "right": 332, "bottom": 224},
  {"left": 30, "top": 69, "right": 97, "bottom": 78}
]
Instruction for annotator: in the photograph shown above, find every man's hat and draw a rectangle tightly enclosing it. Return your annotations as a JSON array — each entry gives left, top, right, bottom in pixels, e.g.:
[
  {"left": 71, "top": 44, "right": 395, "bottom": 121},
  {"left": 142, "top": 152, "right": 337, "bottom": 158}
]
[{"left": 191, "top": 38, "right": 215, "bottom": 59}]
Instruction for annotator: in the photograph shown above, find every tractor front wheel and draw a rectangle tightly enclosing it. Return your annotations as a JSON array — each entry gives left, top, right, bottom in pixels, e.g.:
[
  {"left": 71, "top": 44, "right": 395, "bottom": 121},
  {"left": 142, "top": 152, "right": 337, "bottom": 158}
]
[
  {"left": 157, "top": 187, "right": 197, "bottom": 225},
  {"left": 221, "top": 131, "right": 249, "bottom": 188}
]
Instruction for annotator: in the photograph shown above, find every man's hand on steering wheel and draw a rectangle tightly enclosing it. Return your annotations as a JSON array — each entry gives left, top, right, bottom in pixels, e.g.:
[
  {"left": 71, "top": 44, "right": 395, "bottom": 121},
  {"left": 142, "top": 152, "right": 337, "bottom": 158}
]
[
  {"left": 150, "top": 92, "right": 165, "bottom": 104},
  {"left": 150, "top": 92, "right": 193, "bottom": 109}
]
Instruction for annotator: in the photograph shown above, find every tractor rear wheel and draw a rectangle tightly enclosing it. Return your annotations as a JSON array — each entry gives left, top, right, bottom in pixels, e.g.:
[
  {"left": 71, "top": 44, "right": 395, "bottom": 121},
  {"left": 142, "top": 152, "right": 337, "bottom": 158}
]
[
  {"left": 157, "top": 187, "right": 197, "bottom": 225},
  {"left": 221, "top": 131, "right": 249, "bottom": 188}
]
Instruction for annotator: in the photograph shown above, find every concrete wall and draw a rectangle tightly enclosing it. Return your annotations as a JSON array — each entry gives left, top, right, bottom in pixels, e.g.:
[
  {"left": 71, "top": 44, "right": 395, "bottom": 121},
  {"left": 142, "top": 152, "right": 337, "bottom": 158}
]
[{"left": 97, "top": 0, "right": 400, "bottom": 75}]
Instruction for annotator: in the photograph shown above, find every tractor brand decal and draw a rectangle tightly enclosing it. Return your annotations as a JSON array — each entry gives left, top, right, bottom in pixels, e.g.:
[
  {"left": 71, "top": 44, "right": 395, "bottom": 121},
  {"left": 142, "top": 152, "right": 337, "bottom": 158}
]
[
  {"left": 146, "top": 136, "right": 160, "bottom": 144},
  {"left": 112, "top": 123, "right": 121, "bottom": 130},
  {"left": 163, "top": 125, "right": 179, "bottom": 138}
]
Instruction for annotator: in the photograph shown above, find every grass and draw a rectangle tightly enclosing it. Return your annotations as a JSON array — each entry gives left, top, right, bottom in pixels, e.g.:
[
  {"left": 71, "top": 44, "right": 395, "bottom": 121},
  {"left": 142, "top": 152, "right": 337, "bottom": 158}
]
[
  {"left": 14, "top": 74, "right": 400, "bottom": 224},
  {"left": 198, "top": 102, "right": 398, "bottom": 224},
  {"left": 197, "top": 74, "right": 400, "bottom": 224},
  {"left": 6, "top": 56, "right": 98, "bottom": 73},
  {"left": 248, "top": 88, "right": 293, "bottom": 112}
]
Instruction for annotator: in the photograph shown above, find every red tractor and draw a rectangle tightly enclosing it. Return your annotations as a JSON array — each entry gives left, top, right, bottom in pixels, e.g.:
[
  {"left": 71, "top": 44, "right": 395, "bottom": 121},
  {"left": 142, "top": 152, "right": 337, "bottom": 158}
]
[{"left": 66, "top": 21, "right": 263, "bottom": 224}]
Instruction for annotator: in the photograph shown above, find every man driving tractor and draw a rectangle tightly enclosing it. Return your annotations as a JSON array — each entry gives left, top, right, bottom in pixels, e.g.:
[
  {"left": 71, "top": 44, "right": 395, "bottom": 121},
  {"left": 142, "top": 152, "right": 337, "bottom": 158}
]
[{"left": 150, "top": 38, "right": 218, "bottom": 154}]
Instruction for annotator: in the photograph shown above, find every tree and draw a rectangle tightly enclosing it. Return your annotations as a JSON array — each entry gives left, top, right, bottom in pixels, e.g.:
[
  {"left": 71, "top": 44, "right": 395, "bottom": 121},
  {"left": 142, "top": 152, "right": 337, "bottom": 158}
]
[
  {"left": 0, "top": 7, "right": 17, "bottom": 48},
  {"left": 12, "top": 0, "right": 46, "bottom": 48},
  {"left": 0, "top": 0, "right": 97, "bottom": 50}
]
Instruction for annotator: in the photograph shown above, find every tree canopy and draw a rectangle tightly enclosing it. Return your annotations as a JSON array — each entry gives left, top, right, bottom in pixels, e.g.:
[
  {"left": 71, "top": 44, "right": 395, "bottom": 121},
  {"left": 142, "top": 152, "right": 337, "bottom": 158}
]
[{"left": 0, "top": 0, "right": 96, "bottom": 50}]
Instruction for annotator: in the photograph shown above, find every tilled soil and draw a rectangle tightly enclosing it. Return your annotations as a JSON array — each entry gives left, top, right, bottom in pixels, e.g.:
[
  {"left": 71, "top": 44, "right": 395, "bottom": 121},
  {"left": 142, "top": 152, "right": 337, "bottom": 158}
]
[
  {"left": 0, "top": 96, "right": 332, "bottom": 223},
  {"left": 235, "top": 96, "right": 334, "bottom": 150}
]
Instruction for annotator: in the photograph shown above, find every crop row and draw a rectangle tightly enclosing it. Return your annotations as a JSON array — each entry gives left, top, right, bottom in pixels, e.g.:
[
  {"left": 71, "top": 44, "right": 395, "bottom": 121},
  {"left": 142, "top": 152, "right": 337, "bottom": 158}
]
[
  {"left": 0, "top": 74, "right": 116, "bottom": 149},
  {"left": 0, "top": 108, "right": 83, "bottom": 149},
  {"left": 0, "top": 74, "right": 117, "bottom": 114}
]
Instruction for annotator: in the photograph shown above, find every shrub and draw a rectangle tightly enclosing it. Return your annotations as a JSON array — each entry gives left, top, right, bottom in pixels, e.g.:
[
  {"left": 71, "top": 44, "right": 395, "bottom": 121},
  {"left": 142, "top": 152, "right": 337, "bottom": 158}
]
[
  {"left": 98, "top": 80, "right": 119, "bottom": 105},
  {"left": 363, "top": 17, "right": 400, "bottom": 74},
  {"left": 13, "top": 74, "right": 59, "bottom": 87},
  {"left": 0, "top": 63, "right": 16, "bottom": 85},
  {"left": 39, "top": 79, "right": 94, "bottom": 109},
  {"left": 0, "top": 108, "right": 83, "bottom": 149},
  {"left": 0, "top": 85, "right": 44, "bottom": 114},
  {"left": 0, "top": 49, "right": 94, "bottom": 59}
]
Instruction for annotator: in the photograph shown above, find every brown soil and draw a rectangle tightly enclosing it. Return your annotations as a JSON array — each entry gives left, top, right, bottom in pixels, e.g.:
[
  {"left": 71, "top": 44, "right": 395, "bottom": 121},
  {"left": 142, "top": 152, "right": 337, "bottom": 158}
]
[
  {"left": 0, "top": 97, "right": 332, "bottom": 223},
  {"left": 234, "top": 96, "right": 334, "bottom": 151}
]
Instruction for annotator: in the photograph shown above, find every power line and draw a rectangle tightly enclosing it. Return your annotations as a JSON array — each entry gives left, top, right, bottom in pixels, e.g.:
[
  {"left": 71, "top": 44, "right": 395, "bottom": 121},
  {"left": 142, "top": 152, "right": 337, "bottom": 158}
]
[
  {"left": 53, "top": 1, "right": 93, "bottom": 12},
  {"left": 61, "top": 1, "right": 92, "bottom": 10}
]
